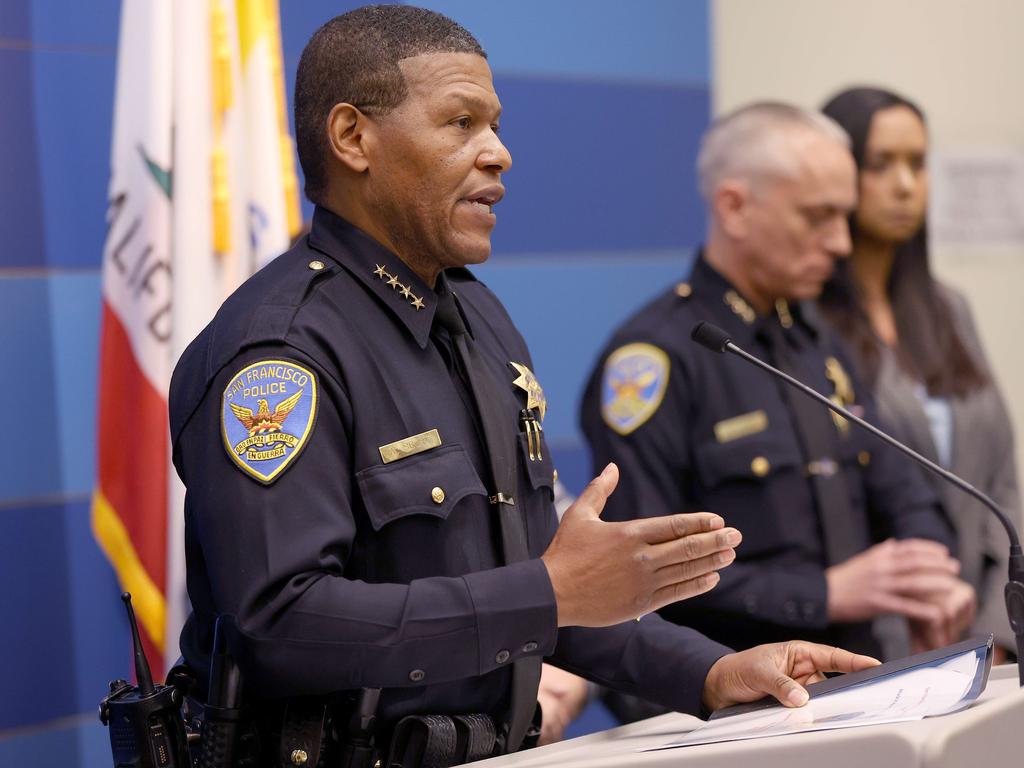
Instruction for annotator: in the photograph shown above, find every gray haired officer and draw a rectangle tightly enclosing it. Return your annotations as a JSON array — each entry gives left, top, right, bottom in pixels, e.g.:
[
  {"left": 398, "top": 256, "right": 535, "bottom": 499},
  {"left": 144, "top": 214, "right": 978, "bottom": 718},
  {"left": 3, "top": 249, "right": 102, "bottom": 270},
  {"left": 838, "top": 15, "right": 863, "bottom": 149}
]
[{"left": 582, "top": 103, "right": 975, "bottom": 688}]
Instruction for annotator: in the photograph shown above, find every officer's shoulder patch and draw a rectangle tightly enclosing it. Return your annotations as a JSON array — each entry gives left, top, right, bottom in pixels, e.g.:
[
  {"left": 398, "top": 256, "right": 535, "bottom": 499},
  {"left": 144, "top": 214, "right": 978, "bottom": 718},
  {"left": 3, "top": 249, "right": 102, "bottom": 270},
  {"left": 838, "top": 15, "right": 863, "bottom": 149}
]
[
  {"left": 221, "top": 359, "right": 318, "bottom": 484},
  {"left": 600, "top": 342, "right": 670, "bottom": 436}
]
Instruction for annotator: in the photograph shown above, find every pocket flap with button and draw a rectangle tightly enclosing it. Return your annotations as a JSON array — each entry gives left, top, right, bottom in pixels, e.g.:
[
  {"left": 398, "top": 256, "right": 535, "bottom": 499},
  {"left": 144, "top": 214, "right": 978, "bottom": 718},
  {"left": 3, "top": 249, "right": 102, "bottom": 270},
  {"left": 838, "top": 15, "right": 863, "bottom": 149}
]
[
  {"left": 694, "top": 433, "right": 803, "bottom": 488},
  {"left": 356, "top": 444, "right": 487, "bottom": 531}
]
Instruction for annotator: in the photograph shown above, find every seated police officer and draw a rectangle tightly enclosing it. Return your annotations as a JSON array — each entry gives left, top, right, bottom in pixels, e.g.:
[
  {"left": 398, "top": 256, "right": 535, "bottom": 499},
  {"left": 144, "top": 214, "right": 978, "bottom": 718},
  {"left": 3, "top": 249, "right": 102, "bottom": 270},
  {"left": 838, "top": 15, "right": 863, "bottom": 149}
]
[
  {"left": 581, "top": 103, "right": 977, "bottom": 677},
  {"left": 169, "top": 9, "right": 879, "bottom": 764}
]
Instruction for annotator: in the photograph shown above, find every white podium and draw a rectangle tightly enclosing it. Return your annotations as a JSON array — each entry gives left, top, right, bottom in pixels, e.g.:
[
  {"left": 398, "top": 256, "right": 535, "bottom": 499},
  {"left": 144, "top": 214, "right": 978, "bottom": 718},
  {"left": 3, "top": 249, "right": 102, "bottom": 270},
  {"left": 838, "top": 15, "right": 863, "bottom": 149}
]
[{"left": 478, "top": 664, "right": 1024, "bottom": 768}]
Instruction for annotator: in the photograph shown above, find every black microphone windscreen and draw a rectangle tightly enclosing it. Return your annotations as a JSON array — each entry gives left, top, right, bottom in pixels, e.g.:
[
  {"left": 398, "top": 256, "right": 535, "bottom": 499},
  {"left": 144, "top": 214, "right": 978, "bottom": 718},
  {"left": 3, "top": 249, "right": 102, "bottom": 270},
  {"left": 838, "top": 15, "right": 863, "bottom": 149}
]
[{"left": 691, "top": 321, "right": 732, "bottom": 353}]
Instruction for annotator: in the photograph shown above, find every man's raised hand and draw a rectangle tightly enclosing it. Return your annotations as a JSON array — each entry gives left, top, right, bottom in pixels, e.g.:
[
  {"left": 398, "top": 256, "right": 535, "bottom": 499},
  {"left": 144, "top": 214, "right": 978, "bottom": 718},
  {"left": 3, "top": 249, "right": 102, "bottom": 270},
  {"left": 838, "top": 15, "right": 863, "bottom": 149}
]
[{"left": 541, "top": 463, "right": 740, "bottom": 627}]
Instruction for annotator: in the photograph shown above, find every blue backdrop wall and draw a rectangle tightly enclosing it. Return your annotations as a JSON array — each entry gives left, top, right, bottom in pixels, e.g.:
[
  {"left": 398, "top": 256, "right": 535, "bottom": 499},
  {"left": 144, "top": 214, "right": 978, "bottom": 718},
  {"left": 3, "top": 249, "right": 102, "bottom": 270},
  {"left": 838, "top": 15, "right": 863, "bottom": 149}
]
[{"left": 0, "top": 1, "right": 709, "bottom": 764}]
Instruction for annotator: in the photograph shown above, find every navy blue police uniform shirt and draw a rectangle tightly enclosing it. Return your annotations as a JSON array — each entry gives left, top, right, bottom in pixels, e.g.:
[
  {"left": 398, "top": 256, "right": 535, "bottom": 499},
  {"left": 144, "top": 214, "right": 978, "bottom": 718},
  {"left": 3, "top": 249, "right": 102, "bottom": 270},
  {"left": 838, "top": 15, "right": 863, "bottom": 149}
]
[
  {"left": 581, "top": 254, "right": 954, "bottom": 654},
  {"left": 168, "top": 207, "right": 731, "bottom": 730}
]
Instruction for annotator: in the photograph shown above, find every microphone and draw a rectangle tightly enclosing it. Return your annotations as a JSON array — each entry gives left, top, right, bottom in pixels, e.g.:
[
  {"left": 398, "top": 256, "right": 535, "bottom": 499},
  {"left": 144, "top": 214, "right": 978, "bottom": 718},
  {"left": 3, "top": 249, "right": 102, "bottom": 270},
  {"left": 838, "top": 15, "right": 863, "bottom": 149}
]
[{"left": 691, "top": 320, "right": 1024, "bottom": 685}]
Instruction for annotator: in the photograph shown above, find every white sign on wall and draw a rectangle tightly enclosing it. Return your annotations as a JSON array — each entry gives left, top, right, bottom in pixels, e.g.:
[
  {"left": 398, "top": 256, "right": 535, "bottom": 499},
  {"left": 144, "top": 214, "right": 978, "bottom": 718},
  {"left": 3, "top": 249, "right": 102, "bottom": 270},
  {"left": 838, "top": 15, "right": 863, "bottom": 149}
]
[{"left": 929, "top": 147, "right": 1024, "bottom": 248}]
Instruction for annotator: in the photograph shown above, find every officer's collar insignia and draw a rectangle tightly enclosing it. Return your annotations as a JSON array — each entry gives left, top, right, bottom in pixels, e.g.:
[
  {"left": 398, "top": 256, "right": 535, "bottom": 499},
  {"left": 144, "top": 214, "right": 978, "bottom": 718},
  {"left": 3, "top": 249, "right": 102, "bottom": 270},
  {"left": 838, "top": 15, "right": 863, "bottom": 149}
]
[
  {"left": 723, "top": 290, "right": 756, "bottom": 325},
  {"left": 509, "top": 362, "right": 547, "bottom": 422},
  {"left": 373, "top": 263, "right": 424, "bottom": 311},
  {"left": 775, "top": 299, "right": 793, "bottom": 329},
  {"left": 600, "top": 343, "right": 670, "bottom": 436},
  {"left": 221, "top": 360, "right": 318, "bottom": 484},
  {"left": 825, "top": 356, "right": 854, "bottom": 435}
]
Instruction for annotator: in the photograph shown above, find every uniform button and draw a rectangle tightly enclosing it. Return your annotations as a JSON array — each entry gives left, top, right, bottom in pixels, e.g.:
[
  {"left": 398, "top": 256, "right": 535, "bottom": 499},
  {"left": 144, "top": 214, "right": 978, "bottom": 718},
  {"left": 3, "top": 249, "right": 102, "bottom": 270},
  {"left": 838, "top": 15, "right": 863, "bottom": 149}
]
[
  {"left": 522, "top": 641, "right": 538, "bottom": 653},
  {"left": 431, "top": 487, "right": 445, "bottom": 504},
  {"left": 291, "top": 750, "right": 308, "bottom": 766},
  {"left": 675, "top": 282, "right": 692, "bottom": 298},
  {"left": 744, "top": 594, "right": 758, "bottom": 614},
  {"left": 751, "top": 456, "right": 770, "bottom": 477},
  {"left": 858, "top": 451, "right": 871, "bottom": 467},
  {"left": 308, "top": 260, "right": 325, "bottom": 271},
  {"left": 552, "top": 469, "right": 559, "bottom": 484},
  {"left": 495, "top": 649, "right": 510, "bottom": 664},
  {"left": 409, "top": 669, "right": 425, "bottom": 682}
]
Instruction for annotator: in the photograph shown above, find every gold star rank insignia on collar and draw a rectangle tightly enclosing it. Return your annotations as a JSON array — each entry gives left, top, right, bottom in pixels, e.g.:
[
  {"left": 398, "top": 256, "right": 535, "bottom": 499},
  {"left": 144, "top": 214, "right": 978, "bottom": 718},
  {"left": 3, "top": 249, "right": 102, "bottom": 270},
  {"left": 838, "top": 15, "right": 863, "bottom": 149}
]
[
  {"left": 372, "top": 264, "right": 425, "bottom": 311},
  {"left": 509, "top": 362, "right": 547, "bottom": 422},
  {"left": 723, "top": 290, "right": 756, "bottom": 325}
]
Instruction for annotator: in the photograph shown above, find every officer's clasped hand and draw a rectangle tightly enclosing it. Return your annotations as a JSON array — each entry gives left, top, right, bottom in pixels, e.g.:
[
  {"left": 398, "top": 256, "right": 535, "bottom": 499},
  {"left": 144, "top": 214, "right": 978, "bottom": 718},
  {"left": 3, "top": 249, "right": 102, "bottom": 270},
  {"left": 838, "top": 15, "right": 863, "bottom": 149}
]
[{"left": 540, "top": 463, "right": 741, "bottom": 627}]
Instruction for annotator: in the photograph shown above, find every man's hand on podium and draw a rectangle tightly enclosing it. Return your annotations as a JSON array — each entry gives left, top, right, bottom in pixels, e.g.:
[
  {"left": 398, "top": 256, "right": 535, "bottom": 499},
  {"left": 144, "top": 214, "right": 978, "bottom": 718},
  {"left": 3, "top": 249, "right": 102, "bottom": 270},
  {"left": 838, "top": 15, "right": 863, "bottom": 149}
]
[{"left": 701, "top": 641, "right": 881, "bottom": 713}]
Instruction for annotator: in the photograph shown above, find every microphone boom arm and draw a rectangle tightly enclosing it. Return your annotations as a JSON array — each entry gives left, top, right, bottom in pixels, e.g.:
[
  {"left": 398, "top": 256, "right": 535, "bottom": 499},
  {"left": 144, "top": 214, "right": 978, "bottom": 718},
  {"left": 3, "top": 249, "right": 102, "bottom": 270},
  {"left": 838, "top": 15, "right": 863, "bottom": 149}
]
[
  {"left": 727, "top": 340, "right": 1022, "bottom": 551},
  {"left": 692, "top": 320, "right": 1024, "bottom": 685}
]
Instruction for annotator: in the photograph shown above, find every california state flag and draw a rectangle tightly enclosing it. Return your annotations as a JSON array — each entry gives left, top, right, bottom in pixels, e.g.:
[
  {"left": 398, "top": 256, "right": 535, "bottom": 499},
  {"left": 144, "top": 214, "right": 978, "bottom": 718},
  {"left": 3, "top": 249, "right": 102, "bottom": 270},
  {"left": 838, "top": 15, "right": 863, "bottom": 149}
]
[{"left": 93, "top": 0, "right": 300, "bottom": 674}]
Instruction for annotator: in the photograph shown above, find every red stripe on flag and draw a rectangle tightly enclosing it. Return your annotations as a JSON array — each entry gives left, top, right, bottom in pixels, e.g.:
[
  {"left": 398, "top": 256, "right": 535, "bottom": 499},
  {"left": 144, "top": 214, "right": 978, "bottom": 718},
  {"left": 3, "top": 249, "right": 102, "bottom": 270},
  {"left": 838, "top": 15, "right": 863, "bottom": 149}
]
[{"left": 96, "top": 300, "right": 169, "bottom": 663}]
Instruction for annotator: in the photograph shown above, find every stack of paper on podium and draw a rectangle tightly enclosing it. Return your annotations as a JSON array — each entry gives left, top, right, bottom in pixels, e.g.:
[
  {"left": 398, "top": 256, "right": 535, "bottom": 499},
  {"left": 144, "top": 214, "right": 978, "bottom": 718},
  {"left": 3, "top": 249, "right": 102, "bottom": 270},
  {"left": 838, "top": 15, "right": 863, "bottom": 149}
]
[
  {"left": 475, "top": 635, "right": 1024, "bottom": 768},
  {"left": 649, "top": 635, "right": 992, "bottom": 751}
]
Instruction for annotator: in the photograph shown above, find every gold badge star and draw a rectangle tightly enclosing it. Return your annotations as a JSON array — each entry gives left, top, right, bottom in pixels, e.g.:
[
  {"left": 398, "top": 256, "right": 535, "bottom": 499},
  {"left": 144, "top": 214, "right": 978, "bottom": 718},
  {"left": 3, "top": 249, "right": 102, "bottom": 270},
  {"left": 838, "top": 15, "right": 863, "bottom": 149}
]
[
  {"left": 411, "top": 296, "right": 425, "bottom": 310},
  {"left": 373, "top": 264, "right": 387, "bottom": 278},
  {"left": 509, "top": 362, "right": 547, "bottom": 422}
]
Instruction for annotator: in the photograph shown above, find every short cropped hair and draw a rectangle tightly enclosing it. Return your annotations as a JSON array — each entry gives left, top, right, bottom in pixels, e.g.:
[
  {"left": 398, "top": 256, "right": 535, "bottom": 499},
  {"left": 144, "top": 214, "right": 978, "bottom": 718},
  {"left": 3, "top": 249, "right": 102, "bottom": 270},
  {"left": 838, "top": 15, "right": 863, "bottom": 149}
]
[
  {"left": 294, "top": 5, "right": 486, "bottom": 204},
  {"left": 697, "top": 102, "right": 850, "bottom": 201}
]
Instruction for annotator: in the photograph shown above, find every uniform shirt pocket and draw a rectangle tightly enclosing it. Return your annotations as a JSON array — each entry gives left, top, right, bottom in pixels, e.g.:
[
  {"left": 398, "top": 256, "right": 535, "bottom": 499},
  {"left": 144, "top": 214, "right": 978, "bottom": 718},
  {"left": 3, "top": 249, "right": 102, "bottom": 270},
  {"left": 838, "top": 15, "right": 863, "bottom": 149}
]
[
  {"left": 694, "top": 433, "right": 803, "bottom": 489},
  {"left": 518, "top": 431, "right": 555, "bottom": 492},
  {"left": 356, "top": 444, "right": 487, "bottom": 531}
]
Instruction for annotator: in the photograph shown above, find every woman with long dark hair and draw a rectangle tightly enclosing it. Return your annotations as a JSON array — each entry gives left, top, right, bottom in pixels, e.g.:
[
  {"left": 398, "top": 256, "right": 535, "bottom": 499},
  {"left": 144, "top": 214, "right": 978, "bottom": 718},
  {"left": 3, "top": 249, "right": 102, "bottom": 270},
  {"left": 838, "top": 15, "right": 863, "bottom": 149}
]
[{"left": 819, "top": 87, "right": 1020, "bottom": 659}]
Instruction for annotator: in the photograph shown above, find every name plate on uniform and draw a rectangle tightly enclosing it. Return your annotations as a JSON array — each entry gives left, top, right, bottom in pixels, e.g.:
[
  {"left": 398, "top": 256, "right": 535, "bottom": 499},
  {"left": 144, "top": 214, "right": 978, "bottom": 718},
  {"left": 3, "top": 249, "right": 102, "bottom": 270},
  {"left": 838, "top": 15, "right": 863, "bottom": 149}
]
[
  {"left": 714, "top": 410, "right": 768, "bottom": 443},
  {"left": 379, "top": 429, "right": 442, "bottom": 464}
]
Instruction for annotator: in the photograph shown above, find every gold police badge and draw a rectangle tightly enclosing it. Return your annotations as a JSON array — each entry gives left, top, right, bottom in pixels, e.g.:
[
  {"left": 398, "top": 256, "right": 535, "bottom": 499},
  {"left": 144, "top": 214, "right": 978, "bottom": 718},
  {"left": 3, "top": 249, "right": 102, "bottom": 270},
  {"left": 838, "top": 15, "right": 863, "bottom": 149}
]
[{"left": 509, "top": 362, "right": 547, "bottom": 423}]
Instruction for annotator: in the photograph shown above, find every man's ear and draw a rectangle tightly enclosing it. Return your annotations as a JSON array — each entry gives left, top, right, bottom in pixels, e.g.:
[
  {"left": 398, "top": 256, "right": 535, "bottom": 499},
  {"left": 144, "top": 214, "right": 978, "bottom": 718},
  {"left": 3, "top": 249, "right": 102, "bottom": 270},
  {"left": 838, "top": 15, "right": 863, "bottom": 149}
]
[
  {"left": 327, "top": 103, "right": 371, "bottom": 173},
  {"left": 713, "top": 180, "right": 751, "bottom": 240}
]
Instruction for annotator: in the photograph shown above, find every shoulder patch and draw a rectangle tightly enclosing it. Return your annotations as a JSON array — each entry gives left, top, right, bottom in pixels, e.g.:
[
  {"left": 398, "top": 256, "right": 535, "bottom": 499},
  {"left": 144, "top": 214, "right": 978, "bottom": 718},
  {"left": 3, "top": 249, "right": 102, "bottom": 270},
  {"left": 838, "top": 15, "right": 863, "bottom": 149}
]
[
  {"left": 221, "top": 359, "right": 318, "bottom": 484},
  {"left": 600, "top": 343, "right": 670, "bottom": 436}
]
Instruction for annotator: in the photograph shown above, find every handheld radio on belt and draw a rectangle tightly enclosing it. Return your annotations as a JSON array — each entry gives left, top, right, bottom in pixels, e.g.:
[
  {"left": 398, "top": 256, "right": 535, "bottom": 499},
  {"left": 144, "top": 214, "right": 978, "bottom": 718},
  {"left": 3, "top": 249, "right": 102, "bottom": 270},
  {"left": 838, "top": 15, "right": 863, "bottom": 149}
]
[{"left": 99, "top": 593, "right": 191, "bottom": 768}]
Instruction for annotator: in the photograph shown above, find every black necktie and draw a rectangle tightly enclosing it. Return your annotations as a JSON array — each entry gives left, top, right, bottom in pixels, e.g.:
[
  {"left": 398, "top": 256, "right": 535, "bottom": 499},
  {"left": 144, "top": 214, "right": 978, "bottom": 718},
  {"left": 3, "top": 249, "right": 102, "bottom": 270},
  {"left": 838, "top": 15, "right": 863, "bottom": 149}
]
[
  {"left": 433, "top": 284, "right": 541, "bottom": 753},
  {"left": 760, "top": 318, "right": 860, "bottom": 566}
]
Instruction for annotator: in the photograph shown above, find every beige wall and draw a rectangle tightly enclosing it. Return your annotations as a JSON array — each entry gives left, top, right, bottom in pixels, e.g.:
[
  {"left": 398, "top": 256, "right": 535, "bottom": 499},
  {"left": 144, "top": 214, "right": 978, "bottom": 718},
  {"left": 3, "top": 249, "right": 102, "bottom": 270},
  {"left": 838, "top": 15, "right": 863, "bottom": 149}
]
[{"left": 713, "top": 0, "right": 1024, "bottom": 493}]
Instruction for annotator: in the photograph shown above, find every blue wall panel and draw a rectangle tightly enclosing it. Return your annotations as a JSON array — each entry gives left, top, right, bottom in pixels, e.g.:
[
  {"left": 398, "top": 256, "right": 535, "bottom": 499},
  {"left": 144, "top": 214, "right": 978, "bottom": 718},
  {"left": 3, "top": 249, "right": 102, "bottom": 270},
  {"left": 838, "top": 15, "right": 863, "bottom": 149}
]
[
  {"left": 49, "top": 272, "right": 102, "bottom": 495},
  {"left": 0, "top": 720, "right": 82, "bottom": 768},
  {"left": 491, "top": 77, "right": 707, "bottom": 254},
  {"left": 64, "top": 498, "right": 130, "bottom": 714},
  {"left": 28, "top": 0, "right": 119, "bottom": 48},
  {"left": 0, "top": 278, "right": 63, "bottom": 499},
  {"left": 0, "top": 1, "right": 32, "bottom": 39},
  {"left": 33, "top": 49, "right": 116, "bottom": 269},
  {"left": 0, "top": 501, "right": 77, "bottom": 729},
  {"left": 425, "top": 0, "right": 709, "bottom": 85},
  {"left": 0, "top": 50, "right": 48, "bottom": 268}
]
